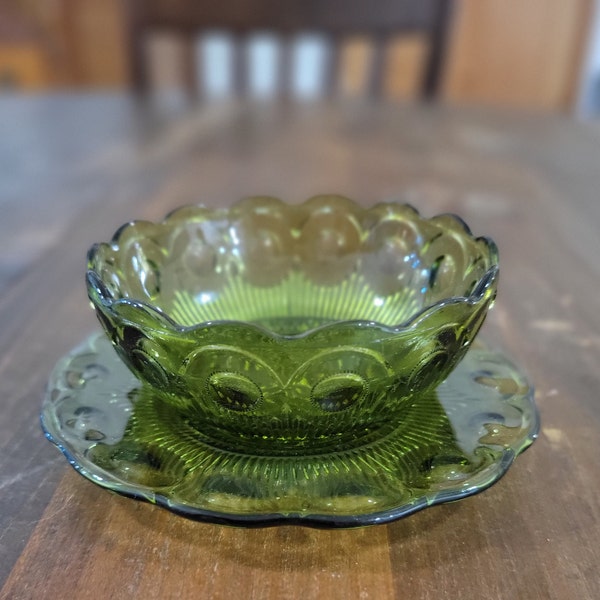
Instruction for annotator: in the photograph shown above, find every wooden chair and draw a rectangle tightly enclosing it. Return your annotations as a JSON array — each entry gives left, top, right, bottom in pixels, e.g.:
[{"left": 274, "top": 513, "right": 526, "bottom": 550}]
[{"left": 124, "top": 0, "right": 454, "bottom": 101}]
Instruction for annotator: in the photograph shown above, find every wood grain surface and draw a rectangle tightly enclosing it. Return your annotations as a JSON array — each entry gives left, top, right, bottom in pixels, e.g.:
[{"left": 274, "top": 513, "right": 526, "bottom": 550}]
[{"left": 1, "top": 94, "right": 599, "bottom": 599}]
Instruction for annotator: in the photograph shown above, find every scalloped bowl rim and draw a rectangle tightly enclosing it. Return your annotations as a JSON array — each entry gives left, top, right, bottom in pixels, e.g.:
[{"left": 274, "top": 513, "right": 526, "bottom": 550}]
[{"left": 86, "top": 197, "right": 499, "bottom": 341}]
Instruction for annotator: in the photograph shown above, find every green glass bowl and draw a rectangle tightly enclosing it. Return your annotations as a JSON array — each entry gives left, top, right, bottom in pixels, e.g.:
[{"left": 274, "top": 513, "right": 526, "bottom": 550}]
[{"left": 86, "top": 195, "right": 498, "bottom": 456}]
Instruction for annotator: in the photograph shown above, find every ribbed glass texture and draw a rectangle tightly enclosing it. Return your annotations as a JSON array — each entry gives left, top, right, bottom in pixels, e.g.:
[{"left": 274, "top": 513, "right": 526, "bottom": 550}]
[{"left": 40, "top": 196, "right": 539, "bottom": 527}]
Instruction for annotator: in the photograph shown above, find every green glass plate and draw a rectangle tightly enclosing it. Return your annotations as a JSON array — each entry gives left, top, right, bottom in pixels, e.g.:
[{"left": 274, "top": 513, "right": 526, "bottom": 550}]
[{"left": 41, "top": 333, "right": 538, "bottom": 528}]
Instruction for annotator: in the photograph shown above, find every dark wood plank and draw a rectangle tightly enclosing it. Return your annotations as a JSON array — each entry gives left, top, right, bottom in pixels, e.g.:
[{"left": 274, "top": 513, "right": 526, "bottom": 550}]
[{"left": 0, "top": 95, "right": 259, "bottom": 584}]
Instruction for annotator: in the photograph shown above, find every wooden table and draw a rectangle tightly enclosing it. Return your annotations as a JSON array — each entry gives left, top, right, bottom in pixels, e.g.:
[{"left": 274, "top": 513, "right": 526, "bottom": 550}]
[{"left": 1, "top": 94, "right": 599, "bottom": 599}]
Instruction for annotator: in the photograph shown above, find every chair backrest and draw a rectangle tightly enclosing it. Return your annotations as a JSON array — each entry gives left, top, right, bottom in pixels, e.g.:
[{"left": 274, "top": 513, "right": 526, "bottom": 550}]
[{"left": 125, "top": 0, "right": 453, "bottom": 101}]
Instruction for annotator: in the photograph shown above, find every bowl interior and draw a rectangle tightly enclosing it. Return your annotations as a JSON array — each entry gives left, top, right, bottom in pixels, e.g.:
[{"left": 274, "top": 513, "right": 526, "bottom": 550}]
[{"left": 89, "top": 197, "right": 497, "bottom": 335}]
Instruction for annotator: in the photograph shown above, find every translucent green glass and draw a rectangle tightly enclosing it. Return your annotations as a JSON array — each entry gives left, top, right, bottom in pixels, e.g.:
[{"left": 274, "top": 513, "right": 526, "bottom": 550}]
[
  {"left": 41, "top": 196, "right": 539, "bottom": 526},
  {"left": 41, "top": 333, "right": 538, "bottom": 526},
  {"left": 85, "top": 196, "right": 499, "bottom": 454}
]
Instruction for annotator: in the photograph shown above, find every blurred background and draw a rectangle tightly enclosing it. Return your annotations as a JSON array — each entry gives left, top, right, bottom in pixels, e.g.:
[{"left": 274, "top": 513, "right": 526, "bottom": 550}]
[{"left": 1, "top": 0, "right": 599, "bottom": 115}]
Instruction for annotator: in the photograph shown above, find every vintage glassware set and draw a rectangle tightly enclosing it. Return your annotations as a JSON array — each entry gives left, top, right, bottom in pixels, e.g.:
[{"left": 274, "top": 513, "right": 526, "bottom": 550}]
[{"left": 41, "top": 196, "right": 538, "bottom": 527}]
